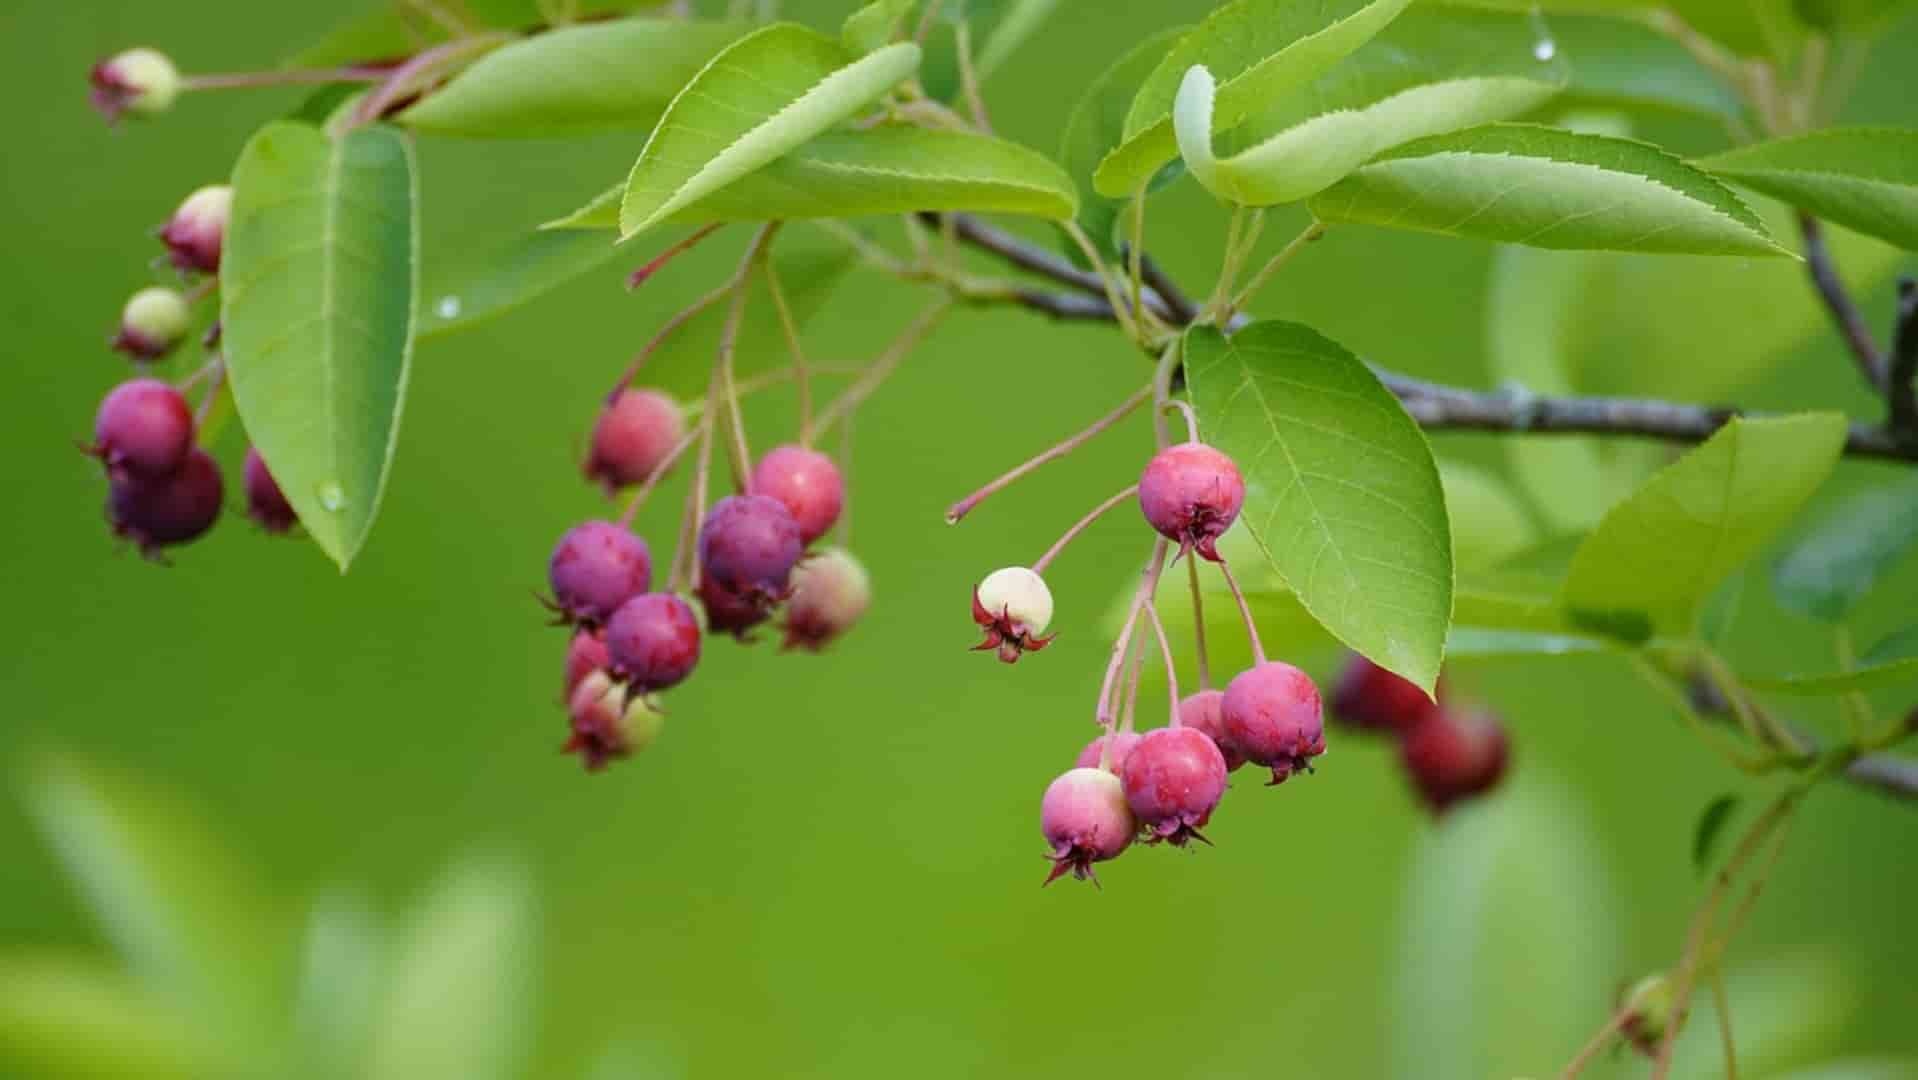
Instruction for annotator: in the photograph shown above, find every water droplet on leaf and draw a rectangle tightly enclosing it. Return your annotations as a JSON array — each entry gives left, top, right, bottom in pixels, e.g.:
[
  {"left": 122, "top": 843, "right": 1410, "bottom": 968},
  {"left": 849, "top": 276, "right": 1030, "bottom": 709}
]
[
  {"left": 318, "top": 482, "right": 345, "bottom": 512},
  {"left": 1533, "top": 38, "right": 1557, "bottom": 60},
  {"left": 435, "top": 296, "right": 461, "bottom": 320}
]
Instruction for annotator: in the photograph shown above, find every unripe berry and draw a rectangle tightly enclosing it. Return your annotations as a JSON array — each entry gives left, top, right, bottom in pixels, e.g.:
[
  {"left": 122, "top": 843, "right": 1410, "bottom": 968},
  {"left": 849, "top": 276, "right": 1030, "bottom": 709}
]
[
  {"left": 1041, "top": 767, "right": 1135, "bottom": 886},
  {"left": 783, "top": 547, "right": 871, "bottom": 651},
  {"left": 242, "top": 447, "right": 297, "bottom": 534},
  {"left": 604, "top": 592, "right": 702, "bottom": 693},
  {"left": 698, "top": 494, "right": 803, "bottom": 602},
  {"left": 1120, "top": 726, "right": 1229, "bottom": 847},
  {"left": 1331, "top": 652, "right": 1440, "bottom": 733},
  {"left": 91, "top": 378, "right": 194, "bottom": 480},
  {"left": 106, "top": 447, "right": 222, "bottom": 557},
  {"left": 1398, "top": 706, "right": 1509, "bottom": 814},
  {"left": 582, "top": 389, "right": 685, "bottom": 494},
  {"left": 159, "top": 185, "right": 232, "bottom": 274},
  {"left": 1073, "top": 731, "right": 1143, "bottom": 774},
  {"left": 1618, "top": 974, "right": 1675, "bottom": 1057},
  {"left": 1138, "top": 441, "right": 1245, "bottom": 562},
  {"left": 697, "top": 572, "right": 772, "bottom": 640},
  {"left": 89, "top": 48, "right": 180, "bottom": 122},
  {"left": 112, "top": 287, "right": 192, "bottom": 360},
  {"left": 1222, "top": 661, "right": 1326, "bottom": 785},
  {"left": 565, "top": 628, "right": 609, "bottom": 697},
  {"left": 564, "top": 670, "right": 666, "bottom": 772},
  {"left": 547, "top": 521, "right": 652, "bottom": 626},
  {"left": 750, "top": 444, "right": 844, "bottom": 544},
  {"left": 1177, "top": 689, "right": 1244, "bottom": 771},
  {"left": 971, "top": 566, "right": 1054, "bottom": 663}
]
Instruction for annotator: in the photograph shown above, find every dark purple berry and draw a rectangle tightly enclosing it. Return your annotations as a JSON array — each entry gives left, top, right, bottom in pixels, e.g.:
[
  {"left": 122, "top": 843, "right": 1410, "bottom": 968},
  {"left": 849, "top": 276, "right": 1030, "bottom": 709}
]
[
  {"left": 698, "top": 494, "right": 802, "bottom": 602},
  {"left": 1178, "top": 689, "right": 1243, "bottom": 771},
  {"left": 697, "top": 572, "right": 772, "bottom": 640},
  {"left": 1399, "top": 706, "right": 1509, "bottom": 814},
  {"left": 1137, "top": 442, "right": 1245, "bottom": 562},
  {"left": 1120, "top": 726, "right": 1228, "bottom": 847},
  {"left": 604, "top": 593, "right": 702, "bottom": 693},
  {"left": 242, "top": 447, "right": 297, "bottom": 534},
  {"left": 91, "top": 378, "right": 194, "bottom": 480},
  {"left": 1041, "top": 767, "right": 1135, "bottom": 886},
  {"left": 750, "top": 444, "right": 844, "bottom": 544},
  {"left": 1222, "top": 661, "right": 1325, "bottom": 785},
  {"left": 1332, "top": 652, "right": 1441, "bottom": 733},
  {"left": 583, "top": 389, "right": 685, "bottom": 495},
  {"left": 547, "top": 521, "right": 651, "bottom": 626},
  {"left": 107, "top": 447, "right": 222, "bottom": 556}
]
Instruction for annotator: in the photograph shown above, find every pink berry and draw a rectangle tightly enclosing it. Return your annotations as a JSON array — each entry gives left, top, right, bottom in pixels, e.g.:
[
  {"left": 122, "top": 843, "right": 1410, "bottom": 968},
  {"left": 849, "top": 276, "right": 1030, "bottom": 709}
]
[
  {"left": 91, "top": 378, "right": 194, "bottom": 480},
  {"left": 564, "top": 670, "right": 665, "bottom": 772},
  {"left": 783, "top": 547, "right": 870, "bottom": 651},
  {"left": 1177, "top": 689, "right": 1244, "bottom": 771},
  {"left": 242, "top": 447, "right": 297, "bottom": 534},
  {"left": 750, "top": 444, "right": 844, "bottom": 544},
  {"left": 1399, "top": 706, "right": 1509, "bottom": 814},
  {"left": 160, "top": 185, "right": 231, "bottom": 275},
  {"left": 89, "top": 48, "right": 179, "bottom": 123},
  {"left": 698, "top": 494, "right": 802, "bottom": 601},
  {"left": 697, "top": 572, "right": 771, "bottom": 640},
  {"left": 1041, "top": 767, "right": 1135, "bottom": 886},
  {"left": 107, "top": 447, "right": 222, "bottom": 557},
  {"left": 583, "top": 389, "right": 685, "bottom": 494},
  {"left": 1331, "top": 652, "right": 1440, "bottom": 733},
  {"left": 547, "top": 521, "right": 652, "bottom": 626},
  {"left": 1221, "top": 661, "right": 1326, "bottom": 785},
  {"left": 1120, "top": 726, "right": 1228, "bottom": 847},
  {"left": 1073, "top": 731, "right": 1143, "bottom": 774},
  {"left": 565, "top": 628, "right": 609, "bottom": 697},
  {"left": 604, "top": 592, "right": 702, "bottom": 693},
  {"left": 1137, "top": 441, "right": 1245, "bottom": 562}
]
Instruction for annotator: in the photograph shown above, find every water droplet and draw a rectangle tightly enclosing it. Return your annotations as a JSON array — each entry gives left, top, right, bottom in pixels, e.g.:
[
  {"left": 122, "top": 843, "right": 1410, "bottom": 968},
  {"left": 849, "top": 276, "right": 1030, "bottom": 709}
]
[
  {"left": 1533, "top": 38, "right": 1557, "bottom": 61},
  {"left": 1528, "top": 7, "right": 1557, "bottom": 61},
  {"left": 435, "top": 295, "right": 462, "bottom": 320},
  {"left": 318, "top": 482, "right": 345, "bottom": 512}
]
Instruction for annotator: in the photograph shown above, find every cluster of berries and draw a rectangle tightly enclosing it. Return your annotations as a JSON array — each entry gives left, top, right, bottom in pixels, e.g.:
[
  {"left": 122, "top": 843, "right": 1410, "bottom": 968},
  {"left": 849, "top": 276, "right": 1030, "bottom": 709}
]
[
  {"left": 547, "top": 389, "right": 868, "bottom": 770},
  {"left": 1330, "top": 654, "right": 1510, "bottom": 814}
]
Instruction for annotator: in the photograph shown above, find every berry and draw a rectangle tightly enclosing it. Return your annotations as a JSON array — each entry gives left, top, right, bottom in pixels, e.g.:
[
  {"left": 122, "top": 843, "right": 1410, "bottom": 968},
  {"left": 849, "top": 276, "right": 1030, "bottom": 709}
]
[
  {"left": 1399, "top": 706, "right": 1509, "bottom": 814},
  {"left": 89, "top": 48, "right": 180, "bottom": 122},
  {"left": 90, "top": 378, "right": 194, "bottom": 480},
  {"left": 1331, "top": 652, "right": 1440, "bottom": 733},
  {"left": 1177, "top": 689, "right": 1244, "bottom": 771},
  {"left": 783, "top": 547, "right": 871, "bottom": 651},
  {"left": 159, "top": 185, "right": 232, "bottom": 274},
  {"left": 583, "top": 389, "right": 685, "bottom": 494},
  {"left": 547, "top": 521, "right": 652, "bottom": 626},
  {"left": 564, "top": 670, "right": 665, "bottom": 772},
  {"left": 1137, "top": 441, "right": 1245, "bottom": 562},
  {"left": 971, "top": 566, "right": 1054, "bottom": 663},
  {"left": 750, "top": 444, "right": 844, "bottom": 544},
  {"left": 107, "top": 447, "right": 222, "bottom": 557},
  {"left": 1041, "top": 767, "right": 1135, "bottom": 886},
  {"left": 698, "top": 494, "right": 803, "bottom": 601},
  {"left": 697, "top": 572, "right": 772, "bottom": 640},
  {"left": 1619, "top": 974, "right": 1675, "bottom": 1057},
  {"left": 242, "top": 447, "right": 297, "bottom": 534},
  {"left": 1073, "top": 731, "right": 1143, "bottom": 774},
  {"left": 1222, "top": 661, "right": 1326, "bottom": 785},
  {"left": 1120, "top": 726, "right": 1228, "bottom": 847},
  {"left": 604, "top": 592, "right": 702, "bottom": 693},
  {"left": 111, "top": 287, "right": 192, "bottom": 360},
  {"left": 565, "top": 628, "right": 609, "bottom": 697}
]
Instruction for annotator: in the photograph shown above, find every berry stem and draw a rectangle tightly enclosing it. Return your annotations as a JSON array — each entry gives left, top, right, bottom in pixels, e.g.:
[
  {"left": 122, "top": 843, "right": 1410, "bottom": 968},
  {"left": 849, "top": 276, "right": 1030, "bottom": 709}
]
[
  {"left": 953, "top": 20, "right": 993, "bottom": 133},
  {"left": 1059, "top": 220, "right": 1142, "bottom": 342},
  {"left": 190, "top": 359, "right": 226, "bottom": 430},
  {"left": 1186, "top": 555, "right": 1211, "bottom": 690},
  {"left": 1141, "top": 598, "right": 1181, "bottom": 724},
  {"left": 1228, "top": 220, "right": 1327, "bottom": 318},
  {"left": 615, "top": 426, "right": 701, "bottom": 528},
  {"left": 627, "top": 223, "right": 725, "bottom": 290},
  {"left": 812, "top": 298, "right": 953, "bottom": 437},
  {"left": 761, "top": 253, "right": 813, "bottom": 446},
  {"left": 347, "top": 32, "right": 512, "bottom": 129},
  {"left": 182, "top": 66, "right": 394, "bottom": 91},
  {"left": 836, "top": 407, "right": 856, "bottom": 546},
  {"left": 1096, "top": 539, "right": 1169, "bottom": 729},
  {"left": 1031, "top": 483, "right": 1139, "bottom": 575},
  {"left": 717, "top": 283, "right": 756, "bottom": 491},
  {"left": 1708, "top": 969, "right": 1739, "bottom": 1080},
  {"left": 1117, "top": 632, "right": 1147, "bottom": 737},
  {"left": 1556, "top": 1004, "right": 1634, "bottom": 1078},
  {"left": 606, "top": 281, "right": 731, "bottom": 403},
  {"left": 945, "top": 385, "right": 1149, "bottom": 524},
  {"left": 1215, "top": 557, "right": 1266, "bottom": 665},
  {"left": 1163, "top": 399, "right": 1200, "bottom": 443},
  {"left": 1149, "top": 339, "right": 1181, "bottom": 448}
]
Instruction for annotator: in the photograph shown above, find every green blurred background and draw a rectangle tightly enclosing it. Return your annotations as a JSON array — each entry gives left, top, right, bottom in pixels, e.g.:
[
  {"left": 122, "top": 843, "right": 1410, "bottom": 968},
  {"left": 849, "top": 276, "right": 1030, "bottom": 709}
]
[{"left": 3, "top": 2, "right": 1917, "bottom": 1077}]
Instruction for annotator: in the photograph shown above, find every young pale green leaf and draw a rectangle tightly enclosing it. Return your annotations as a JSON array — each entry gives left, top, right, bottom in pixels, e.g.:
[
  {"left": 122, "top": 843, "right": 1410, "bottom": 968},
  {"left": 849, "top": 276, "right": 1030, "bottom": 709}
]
[
  {"left": 1060, "top": 26, "right": 1189, "bottom": 253},
  {"left": 1311, "top": 123, "right": 1785, "bottom": 254},
  {"left": 1771, "top": 476, "right": 1918, "bottom": 622},
  {"left": 223, "top": 122, "right": 418, "bottom": 571},
  {"left": 1185, "top": 321, "right": 1452, "bottom": 694},
  {"left": 1443, "top": 626, "right": 1614, "bottom": 657},
  {"left": 1560, "top": 413, "right": 1847, "bottom": 634},
  {"left": 842, "top": 0, "right": 917, "bottom": 54},
  {"left": 1691, "top": 793, "right": 1740, "bottom": 872},
  {"left": 396, "top": 19, "right": 748, "bottom": 137},
  {"left": 1697, "top": 128, "right": 1918, "bottom": 250},
  {"left": 418, "top": 228, "right": 620, "bottom": 337},
  {"left": 0, "top": 957, "right": 226, "bottom": 1079},
  {"left": 1745, "top": 623, "right": 1918, "bottom": 694},
  {"left": 617, "top": 25, "right": 920, "bottom": 239},
  {"left": 1094, "top": 0, "right": 1416, "bottom": 198}
]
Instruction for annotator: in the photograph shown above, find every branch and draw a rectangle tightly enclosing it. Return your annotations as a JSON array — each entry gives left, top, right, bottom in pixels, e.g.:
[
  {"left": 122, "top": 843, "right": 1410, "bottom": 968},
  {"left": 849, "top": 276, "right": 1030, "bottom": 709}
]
[
  {"left": 1845, "top": 753, "right": 1918, "bottom": 801},
  {"left": 1891, "top": 277, "right": 1918, "bottom": 431},
  {"left": 1798, "top": 212, "right": 1886, "bottom": 392}
]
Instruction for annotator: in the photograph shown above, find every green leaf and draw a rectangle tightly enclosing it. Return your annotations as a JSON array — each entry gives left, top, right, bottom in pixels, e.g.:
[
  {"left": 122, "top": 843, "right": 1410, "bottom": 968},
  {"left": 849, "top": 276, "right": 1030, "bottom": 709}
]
[
  {"left": 419, "top": 227, "right": 620, "bottom": 337},
  {"left": 1768, "top": 1060, "right": 1918, "bottom": 1080},
  {"left": 1772, "top": 476, "right": 1918, "bottom": 622},
  {"left": 1668, "top": 951, "right": 1857, "bottom": 1079},
  {"left": 1561, "top": 413, "right": 1847, "bottom": 634},
  {"left": 1185, "top": 321, "right": 1453, "bottom": 694},
  {"left": 842, "top": 0, "right": 917, "bottom": 54},
  {"left": 286, "top": 1, "right": 654, "bottom": 67},
  {"left": 617, "top": 25, "right": 920, "bottom": 239},
  {"left": 1546, "top": 13, "right": 1747, "bottom": 118},
  {"left": 223, "top": 121, "right": 419, "bottom": 572},
  {"left": 1692, "top": 793, "right": 1740, "bottom": 871},
  {"left": 397, "top": 19, "right": 749, "bottom": 137},
  {"left": 1093, "top": 0, "right": 1416, "bottom": 198},
  {"left": 1469, "top": 0, "right": 1806, "bottom": 60},
  {"left": 0, "top": 956, "right": 225, "bottom": 1079},
  {"left": 1698, "top": 128, "right": 1918, "bottom": 250},
  {"left": 292, "top": 891, "right": 388, "bottom": 1080},
  {"left": 1311, "top": 123, "right": 1786, "bottom": 254},
  {"left": 972, "top": 0, "right": 1061, "bottom": 79},
  {"left": 1060, "top": 26, "right": 1189, "bottom": 253},
  {"left": 1444, "top": 625, "right": 1614, "bottom": 657},
  {"left": 1174, "top": 11, "right": 1567, "bottom": 206},
  {"left": 1746, "top": 623, "right": 1918, "bottom": 693}
]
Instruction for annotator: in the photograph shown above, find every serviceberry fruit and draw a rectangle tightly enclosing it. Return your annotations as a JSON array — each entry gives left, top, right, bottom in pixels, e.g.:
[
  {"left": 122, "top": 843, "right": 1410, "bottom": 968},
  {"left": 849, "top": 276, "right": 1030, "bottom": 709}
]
[
  {"left": 783, "top": 547, "right": 870, "bottom": 651},
  {"left": 583, "top": 389, "right": 685, "bottom": 494},
  {"left": 89, "top": 48, "right": 180, "bottom": 122},
  {"left": 242, "top": 447, "right": 297, "bottom": 534},
  {"left": 1073, "top": 731, "right": 1143, "bottom": 774},
  {"left": 604, "top": 592, "right": 702, "bottom": 693},
  {"left": 547, "top": 521, "right": 652, "bottom": 626},
  {"left": 1041, "top": 767, "right": 1135, "bottom": 886},
  {"left": 1331, "top": 652, "right": 1441, "bottom": 733},
  {"left": 111, "top": 286, "right": 192, "bottom": 360},
  {"left": 699, "top": 494, "right": 804, "bottom": 603},
  {"left": 1177, "top": 689, "right": 1244, "bottom": 771},
  {"left": 1120, "top": 726, "right": 1229, "bottom": 847},
  {"left": 1222, "top": 661, "right": 1326, "bottom": 785},
  {"left": 1137, "top": 441, "right": 1244, "bottom": 562},
  {"left": 750, "top": 444, "right": 844, "bottom": 544},
  {"left": 1619, "top": 974, "right": 1674, "bottom": 1057},
  {"left": 1399, "top": 705, "right": 1509, "bottom": 814},
  {"left": 564, "top": 670, "right": 665, "bottom": 772},
  {"left": 565, "top": 628, "right": 609, "bottom": 697},
  {"left": 971, "top": 566, "right": 1054, "bottom": 663},
  {"left": 91, "top": 378, "right": 194, "bottom": 480},
  {"left": 697, "top": 572, "right": 772, "bottom": 640},
  {"left": 159, "top": 185, "right": 232, "bottom": 275},
  {"left": 107, "top": 447, "right": 222, "bottom": 557}
]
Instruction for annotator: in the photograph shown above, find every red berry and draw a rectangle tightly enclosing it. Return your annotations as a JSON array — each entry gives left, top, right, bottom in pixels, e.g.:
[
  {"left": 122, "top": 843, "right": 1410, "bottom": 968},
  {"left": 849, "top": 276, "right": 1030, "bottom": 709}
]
[
  {"left": 583, "top": 389, "right": 685, "bottom": 494},
  {"left": 1120, "top": 726, "right": 1228, "bottom": 847},
  {"left": 1399, "top": 706, "right": 1509, "bottom": 814},
  {"left": 783, "top": 547, "right": 870, "bottom": 651},
  {"left": 91, "top": 378, "right": 194, "bottom": 480},
  {"left": 1041, "top": 767, "right": 1135, "bottom": 886},
  {"left": 107, "top": 447, "right": 222, "bottom": 557},
  {"left": 1221, "top": 661, "right": 1325, "bottom": 785},
  {"left": 1074, "top": 731, "right": 1143, "bottom": 774},
  {"left": 1177, "top": 689, "right": 1244, "bottom": 771},
  {"left": 160, "top": 185, "right": 231, "bottom": 275},
  {"left": 565, "top": 628, "right": 609, "bottom": 698},
  {"left": 1137, "top": 442, "right": 1244, "bottom": 562},
  {"left": 564, "top": 670, "right": 665, "bottom": 772},
  {"left": 750, "top": 444, "right": 844, "bottom": 544},
  {"left": 699, "top": 494, "right": 802, "bottom": 601},
  {"left": 604, "top": 593, "right": 702, "bottom": 693},
  {"left": 547, "top": 521, "right": 652, "bottom": 626},
  {"left": 1331, "top": 652, "right": 1440, "bottom": 733},
  {"left": 242, "top": 447, "right": 297, "bottom": 534},
  {"left": 697, "top": 572, "right": 772, "bottom": 640}
]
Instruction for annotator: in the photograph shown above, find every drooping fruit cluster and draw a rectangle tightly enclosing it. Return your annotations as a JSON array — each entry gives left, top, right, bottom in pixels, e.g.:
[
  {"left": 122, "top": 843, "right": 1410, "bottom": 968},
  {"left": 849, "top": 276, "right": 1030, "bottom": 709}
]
[{"left": 1330, "top": 653, "right": 1510, "bottom": 814}]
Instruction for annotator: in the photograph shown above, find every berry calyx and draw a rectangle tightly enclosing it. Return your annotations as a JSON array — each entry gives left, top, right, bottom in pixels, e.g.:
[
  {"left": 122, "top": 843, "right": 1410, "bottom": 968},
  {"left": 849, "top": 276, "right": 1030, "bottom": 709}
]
[
  {"left": 1041, "top": 767, "right": 1135, "bottom": 886},
  {"left": 783, "top": 547, "right": 871, "bottom": 651},
  {"left": 1331, "top": 652, "right": 1441, "bottom": 733},
  {"left": 1618, "top": 974, "right": 1675, "bottom": 1057},
  {"left": 604, "top": 592, "right": 702, "bottom": 693},
  {"left": 750, "top": 444, "right": 845, "bottom": 544},
  {"left": 564, "top": 670, "right": 665, "bottom": 772},
  {"left": 697, "top": 572, "right": 772, "bottom": 640},
  {"left": 1120, "top": 726, "right": 1229, "bottom": 847},
  {"left": 1073, "top": 731, "right": 1143, "bottom": 774},
  {"left": 1221, "top": 661, "right": 1326, "bottom": 785},
  {"left": 582, "top": 389, "right": 685, "bottom": 494},
  {"left": 971, "top": 566, "right": 1054, "bottom": 663},
  {"left": 242, "top": 447, "right": 297, "bottom": 534},
  {"left": 106, "top": 447, "right": 222, "bottom": 557},
  {"left": 565, "top": 628, "right": 609, "bottom": 698},
  {"left": 89, "top": 48, "right": 180, "bottom": 122},
  {"left": 546, "top": 521, "right": 652, "bottom": 626},
  {"left": 1137, "top": 441, "right": 1245, "bottom": 562},
  {"left": 111, "top": 286, "right": 192, "bottom": 360},
  {"left": 1177, "top": 689, "right": 1244, "bottom": 771},
  {"left": 90, "top": 378, "right": 194, "bottom": 480},
  {"left": 159, "top": 185, "right": 232, "bottom": 275},
  {"left": 698, "top": 494, "right": 803, "bottom": 604},
  {"left": 1398, "top": 705, "right": 1509, "bottom": 814}
]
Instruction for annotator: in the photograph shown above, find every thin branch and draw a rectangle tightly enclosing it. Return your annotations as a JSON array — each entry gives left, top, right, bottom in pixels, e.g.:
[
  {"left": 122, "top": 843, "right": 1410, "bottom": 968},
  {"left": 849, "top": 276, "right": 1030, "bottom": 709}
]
[
  {"left": 1139, "top": 254, "right": 1200, "bottom": 325},
  {"left": 1891, "top": 277, "right": 1918, "bottom": 431},
  {"left": 1844, "top": 753, "right": 1918, "bottom": 801},
  {"left": 1799, "top": 212, "right": 1886, "bottom": 392}
]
